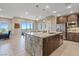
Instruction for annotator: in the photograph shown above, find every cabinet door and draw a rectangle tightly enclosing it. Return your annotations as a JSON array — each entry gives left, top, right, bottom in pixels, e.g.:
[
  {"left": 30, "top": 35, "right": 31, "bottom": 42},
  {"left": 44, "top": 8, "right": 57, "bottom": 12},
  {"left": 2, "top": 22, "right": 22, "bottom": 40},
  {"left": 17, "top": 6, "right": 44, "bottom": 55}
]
[
  {"left": 47, "top": 35, "right": 60, "bottom": 55},
  {"left": 43, "top": 38, "right": 48, "bottom": 56},
  {"left": 47, "top": 36, "right": 56, "bottom": 55},
  {"left": 57, "top": 17, "right": 67, "bottom": 24},
  {"left": 67, "top": 33, "right": 74, "bottom": 41},
  {"left": 67, "top": 33, "right": 79, "bottom": 42},
  {"left": 75, "top": 33, "right": 79, "bottom": 42},
  {"left": 68, "top": 15, "right": 77, "bottom": 22},
  {"left": 43, "top": 35, "right": 62, "bottom": 56},
  {"left": 72, "top": 33, "right": 76, "bottom": 41}
]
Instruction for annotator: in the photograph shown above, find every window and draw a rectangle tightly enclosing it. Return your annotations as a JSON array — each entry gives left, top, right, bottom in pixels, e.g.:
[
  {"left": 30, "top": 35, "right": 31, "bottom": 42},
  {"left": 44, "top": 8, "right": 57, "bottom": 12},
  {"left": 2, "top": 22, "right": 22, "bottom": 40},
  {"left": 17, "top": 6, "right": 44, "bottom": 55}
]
[
  {"left": 0, "top": 22, "right": 9, "bottom": 33},
  {"left": 21, "top": 22, "right": 33, "bottom": 30}
]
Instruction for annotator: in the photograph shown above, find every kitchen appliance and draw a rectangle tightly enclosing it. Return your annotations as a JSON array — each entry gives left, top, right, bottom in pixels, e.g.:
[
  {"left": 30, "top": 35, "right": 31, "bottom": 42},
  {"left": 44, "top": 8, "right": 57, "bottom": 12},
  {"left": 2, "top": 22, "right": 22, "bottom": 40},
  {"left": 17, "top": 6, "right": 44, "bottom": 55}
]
[{"left": 67, "top": 21, "right": 77, "bottom": 28}]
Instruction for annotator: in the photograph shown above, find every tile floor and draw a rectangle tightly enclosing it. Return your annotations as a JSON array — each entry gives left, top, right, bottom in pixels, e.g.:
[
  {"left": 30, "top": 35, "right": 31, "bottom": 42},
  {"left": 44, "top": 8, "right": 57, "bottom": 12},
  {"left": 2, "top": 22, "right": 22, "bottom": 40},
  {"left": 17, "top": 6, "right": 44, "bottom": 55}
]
[
  {"left": 0, "top": 36, "right": 30, "bottom": 56},
  {"left": 0, "top": 36, "right": 79, "bottom": 56},
  {"left": 50, "top": 40, "right": 79, "bottom": 56}
]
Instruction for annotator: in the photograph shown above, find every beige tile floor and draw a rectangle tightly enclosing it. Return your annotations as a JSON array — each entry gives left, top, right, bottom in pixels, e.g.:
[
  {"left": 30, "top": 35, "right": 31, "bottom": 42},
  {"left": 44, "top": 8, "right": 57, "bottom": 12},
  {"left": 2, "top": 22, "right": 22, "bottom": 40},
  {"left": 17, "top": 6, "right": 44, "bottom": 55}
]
[
  {"left": 50, "top": 40, "right": 79, "bottom": 56},
  {"left": 0, "top": 36, "right": 30, "bottom": 56},
  {"left": 0, "top": 36, "right": 79, "bottom": 56}
]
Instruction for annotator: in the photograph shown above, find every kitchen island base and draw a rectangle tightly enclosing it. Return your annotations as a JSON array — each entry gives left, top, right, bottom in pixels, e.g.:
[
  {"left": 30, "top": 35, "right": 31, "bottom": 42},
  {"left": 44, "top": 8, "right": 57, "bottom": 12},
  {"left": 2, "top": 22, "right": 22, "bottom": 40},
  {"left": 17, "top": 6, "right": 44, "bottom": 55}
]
[{"left": 25, "top": 32, "right": 63, "bottom": 56}]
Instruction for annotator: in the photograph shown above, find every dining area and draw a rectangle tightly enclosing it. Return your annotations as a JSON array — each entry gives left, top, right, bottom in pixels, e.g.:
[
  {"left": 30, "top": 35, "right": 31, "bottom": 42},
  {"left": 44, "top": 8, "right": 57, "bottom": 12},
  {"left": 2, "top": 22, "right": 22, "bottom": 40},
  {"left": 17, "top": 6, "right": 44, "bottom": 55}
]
[{"left": 0, "top": 30, "right": 11, "bottom": 40}]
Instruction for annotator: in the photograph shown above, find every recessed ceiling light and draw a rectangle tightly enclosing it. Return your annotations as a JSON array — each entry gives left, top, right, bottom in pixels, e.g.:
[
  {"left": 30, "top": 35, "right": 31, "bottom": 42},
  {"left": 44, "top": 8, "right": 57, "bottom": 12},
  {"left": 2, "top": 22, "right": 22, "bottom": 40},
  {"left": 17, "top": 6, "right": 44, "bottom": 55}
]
[
  {"left": 70, "top": 11, "right": 73, "bottom": 13},
  {"left": 45, "top": 5, "right": 50, "bottom": 8},
  {"left": 67, "top": 5, "right": 71, "bottom": 8},
  {"left": 53, "top": 11, "right": 57, "bottom": 13},
  {"left": 65, "top": 3, "right": 71, "bottom": 9},
  {"left": 25, "top": 12, "right": 28, "bottom": 15}
]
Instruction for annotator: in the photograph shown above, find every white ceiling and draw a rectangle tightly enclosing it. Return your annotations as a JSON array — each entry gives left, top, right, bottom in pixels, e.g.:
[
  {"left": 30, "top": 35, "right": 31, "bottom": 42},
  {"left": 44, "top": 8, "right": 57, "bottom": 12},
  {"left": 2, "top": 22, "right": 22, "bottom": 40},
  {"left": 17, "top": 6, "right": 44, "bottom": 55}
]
[{"left": 0, "top": 3, "right": 79, "bottom": 20}]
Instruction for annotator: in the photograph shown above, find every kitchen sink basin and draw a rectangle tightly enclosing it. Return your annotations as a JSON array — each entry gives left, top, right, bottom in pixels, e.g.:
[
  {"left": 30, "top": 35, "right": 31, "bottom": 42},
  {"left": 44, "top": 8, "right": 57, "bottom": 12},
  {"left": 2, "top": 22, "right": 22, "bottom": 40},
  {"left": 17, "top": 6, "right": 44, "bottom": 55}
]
[{"left": 48, "top": 32, "right": 56, "bottom": 34}]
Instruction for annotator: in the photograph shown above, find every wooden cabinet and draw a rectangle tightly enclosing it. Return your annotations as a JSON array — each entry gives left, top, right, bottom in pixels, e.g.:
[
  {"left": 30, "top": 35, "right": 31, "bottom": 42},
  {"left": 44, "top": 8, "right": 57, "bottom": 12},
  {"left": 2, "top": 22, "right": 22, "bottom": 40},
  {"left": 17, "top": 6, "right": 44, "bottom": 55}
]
[
  {"left": 57, "top": 16, "right": 67, "bottom": 24},
  {"left": 68, "top": 15, "right": 77, "bottom": 22},
  {"left": 77, "top": 15, "right": 79, "bottom": 27},
  {"left": 67, "top": 14, "right": 79, "bottom": 27},
  {"left": 67, "top": 32, "right": 79, "bottom": 42},
  {"left": 47, "top": 35, "right": 59, "bottom": 55},
  {"left": 75, "top": 33, "right": 79, "bottom": 42},
  {"left": 43, "top": 34, "right": 63, "bottom": 56},
  {"left": 57, "top": 14, "right": 79, "bottom": 27}
]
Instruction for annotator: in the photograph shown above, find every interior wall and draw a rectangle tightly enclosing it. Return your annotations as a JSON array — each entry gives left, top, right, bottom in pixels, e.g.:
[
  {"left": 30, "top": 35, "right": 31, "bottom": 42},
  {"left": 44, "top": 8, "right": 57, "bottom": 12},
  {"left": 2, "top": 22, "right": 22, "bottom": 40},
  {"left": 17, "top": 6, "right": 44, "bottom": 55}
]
[
  {"left": 11, "top": 17, "right": 33, "bottom": 39},
  {"left": 0, "top": 16, "right": 34, "bottom": 39}
]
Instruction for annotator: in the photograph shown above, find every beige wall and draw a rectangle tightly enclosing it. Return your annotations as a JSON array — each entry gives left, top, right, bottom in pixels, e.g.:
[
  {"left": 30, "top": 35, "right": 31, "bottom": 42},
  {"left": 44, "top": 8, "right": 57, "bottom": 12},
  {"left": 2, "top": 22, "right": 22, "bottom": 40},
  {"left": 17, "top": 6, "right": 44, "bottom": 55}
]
[
  {"left": 11, "top": 17, "right": 33, "bottom": 38},
  {"left": 0, "top": 17, "right": 33, "bottom": 39}
]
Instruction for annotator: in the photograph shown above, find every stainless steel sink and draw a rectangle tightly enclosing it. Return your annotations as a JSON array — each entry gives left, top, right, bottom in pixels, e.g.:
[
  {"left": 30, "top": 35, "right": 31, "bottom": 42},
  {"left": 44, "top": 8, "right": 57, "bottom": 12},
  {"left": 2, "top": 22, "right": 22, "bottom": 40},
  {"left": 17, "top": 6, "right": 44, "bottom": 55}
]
[{"left": 48, "top": 32, "right": 56, "bottom": 34}]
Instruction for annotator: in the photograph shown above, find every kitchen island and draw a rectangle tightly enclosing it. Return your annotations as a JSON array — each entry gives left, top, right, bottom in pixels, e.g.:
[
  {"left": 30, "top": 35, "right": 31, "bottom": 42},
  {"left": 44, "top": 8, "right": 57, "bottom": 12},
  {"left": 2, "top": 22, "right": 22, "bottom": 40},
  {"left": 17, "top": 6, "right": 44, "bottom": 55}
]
[{"left": 25, "top": 32, "right": 63, "bottom": 56}]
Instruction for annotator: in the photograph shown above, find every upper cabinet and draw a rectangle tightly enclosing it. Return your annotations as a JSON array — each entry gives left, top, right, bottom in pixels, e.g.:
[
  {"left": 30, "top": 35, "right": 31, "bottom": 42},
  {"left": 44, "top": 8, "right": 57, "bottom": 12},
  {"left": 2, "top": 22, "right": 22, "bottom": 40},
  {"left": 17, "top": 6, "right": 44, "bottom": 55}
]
[
  {"left": 57, "top": 14, "right": 79, "bottom": 25},
  {"left": 67, "top": 14, "right": 79, "bottom": 27},
  {"left": 57, "top": 16, "right": 67, "bottom": 24},
  {"left": 68, "top": 15, "right": 77, "bottom": 22}
]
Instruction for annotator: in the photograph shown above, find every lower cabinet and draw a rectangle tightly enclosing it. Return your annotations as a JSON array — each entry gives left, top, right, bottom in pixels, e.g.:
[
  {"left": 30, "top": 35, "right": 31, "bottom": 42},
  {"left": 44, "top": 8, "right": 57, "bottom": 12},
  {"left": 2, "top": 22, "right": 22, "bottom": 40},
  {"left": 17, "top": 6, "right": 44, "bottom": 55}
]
[
  {"left": 43, "top": 34, "right": 63, "bottom": 56},
  {"left": 67, "top": 32, "right": 79, "bottom": 42}
]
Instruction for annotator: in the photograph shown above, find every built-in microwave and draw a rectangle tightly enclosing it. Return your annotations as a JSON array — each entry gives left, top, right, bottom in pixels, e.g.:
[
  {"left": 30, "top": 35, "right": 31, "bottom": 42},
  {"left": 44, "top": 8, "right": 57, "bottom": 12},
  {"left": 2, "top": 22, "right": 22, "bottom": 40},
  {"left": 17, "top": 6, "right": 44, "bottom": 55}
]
[{"left": 67, "top": 21, "right": 77, "bottom": 28}]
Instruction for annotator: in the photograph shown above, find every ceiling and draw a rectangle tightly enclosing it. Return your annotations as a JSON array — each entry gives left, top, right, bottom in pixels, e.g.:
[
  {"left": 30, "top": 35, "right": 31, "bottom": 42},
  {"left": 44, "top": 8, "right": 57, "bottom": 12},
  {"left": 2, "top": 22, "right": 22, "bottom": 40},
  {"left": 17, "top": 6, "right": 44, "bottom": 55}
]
[{"left": 0, "top": 3, "right": 79, "bottom": 20}]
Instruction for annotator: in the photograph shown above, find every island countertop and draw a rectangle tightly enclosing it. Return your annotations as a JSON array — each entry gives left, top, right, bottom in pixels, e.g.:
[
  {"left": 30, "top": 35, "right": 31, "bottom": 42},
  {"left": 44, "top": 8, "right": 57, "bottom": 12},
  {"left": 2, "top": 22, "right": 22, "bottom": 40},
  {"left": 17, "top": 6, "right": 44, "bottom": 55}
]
[
  {"left": 25, "top": 32, "right": 62, "bottom": 38},
  {"left": 25, "top": 31, "right": 63, "bottom": 56}
]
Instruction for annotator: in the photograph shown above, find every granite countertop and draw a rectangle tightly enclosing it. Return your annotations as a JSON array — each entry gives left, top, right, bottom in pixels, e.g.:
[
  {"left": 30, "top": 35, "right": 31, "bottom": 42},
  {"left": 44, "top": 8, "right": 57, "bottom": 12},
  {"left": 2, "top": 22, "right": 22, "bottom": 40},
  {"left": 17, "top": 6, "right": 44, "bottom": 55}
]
[
  {"left": 68, "top": 31, "right": 79, "bottom": 33},
  {"left": 68, "top": 27, "right": 79, "bottom": 33},
  {"left": 25, "top": 32, "right": 62, "bottom": 38}
]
